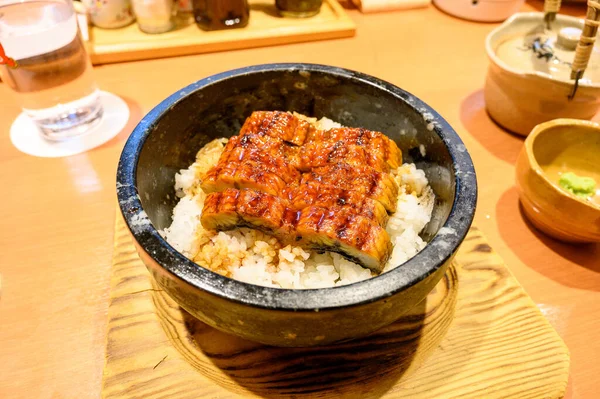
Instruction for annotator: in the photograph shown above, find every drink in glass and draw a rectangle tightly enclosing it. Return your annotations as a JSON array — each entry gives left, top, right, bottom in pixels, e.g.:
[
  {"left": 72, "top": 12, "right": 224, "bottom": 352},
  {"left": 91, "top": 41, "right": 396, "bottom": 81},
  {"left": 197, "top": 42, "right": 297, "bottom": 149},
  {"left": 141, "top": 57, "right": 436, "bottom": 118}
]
[{"left": 0, "top": 0, "right": 103, "bottom": 140}]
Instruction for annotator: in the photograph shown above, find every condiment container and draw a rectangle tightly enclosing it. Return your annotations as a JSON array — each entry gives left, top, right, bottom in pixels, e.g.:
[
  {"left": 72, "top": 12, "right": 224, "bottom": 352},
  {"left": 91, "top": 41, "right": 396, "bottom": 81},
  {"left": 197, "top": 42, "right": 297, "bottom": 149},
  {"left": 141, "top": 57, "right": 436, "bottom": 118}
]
[
  {"left": 485, "top": 12, "right": 600, "bottom": 135},
  {"left": 515, "top": 119, "right": 600, "bottom": 242},
  {"left": 83, "top": 0, "right": 136, "bottom": 28},
  {"left": 276, "top": 0, "right": 323, "bottom": 18},
  {"left": 192, "top": 0, "right": 249, "bottom": 30},
  {"left": 131, "top": 0, "right": 176, "bottom": 33}
]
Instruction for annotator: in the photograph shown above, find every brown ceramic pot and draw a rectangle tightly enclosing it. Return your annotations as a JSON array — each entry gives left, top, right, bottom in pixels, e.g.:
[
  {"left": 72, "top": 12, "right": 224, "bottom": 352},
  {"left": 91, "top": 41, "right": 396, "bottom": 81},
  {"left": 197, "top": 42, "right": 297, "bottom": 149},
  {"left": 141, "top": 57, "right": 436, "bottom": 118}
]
[{"left": 485, "top": 13, "right": 600, "bottom": 136}]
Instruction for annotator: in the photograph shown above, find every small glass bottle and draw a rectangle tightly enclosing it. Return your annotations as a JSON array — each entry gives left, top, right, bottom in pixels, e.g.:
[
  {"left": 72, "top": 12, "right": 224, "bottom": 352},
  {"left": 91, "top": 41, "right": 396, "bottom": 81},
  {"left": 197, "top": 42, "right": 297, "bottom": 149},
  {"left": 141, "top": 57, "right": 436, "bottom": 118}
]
[
  {"left": 84, "top": 0, "right": 136, "bottom": 29},
  {"left": 131, "top": 0, "right": 176, "bottom": 34},
  {"left": 192, "top": 0, "right": 250, "bottom": 31},
  {"left": 276, "top": 0, "right": 323, "bottom": 18}
]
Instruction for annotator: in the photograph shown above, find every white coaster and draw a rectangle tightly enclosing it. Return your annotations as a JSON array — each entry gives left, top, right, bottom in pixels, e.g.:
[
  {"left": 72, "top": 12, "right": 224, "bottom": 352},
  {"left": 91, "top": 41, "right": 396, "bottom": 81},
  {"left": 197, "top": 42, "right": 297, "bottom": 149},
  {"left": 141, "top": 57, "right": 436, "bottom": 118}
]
[{"left": 10, "top": 91, "right": 129, "bottom": 158}]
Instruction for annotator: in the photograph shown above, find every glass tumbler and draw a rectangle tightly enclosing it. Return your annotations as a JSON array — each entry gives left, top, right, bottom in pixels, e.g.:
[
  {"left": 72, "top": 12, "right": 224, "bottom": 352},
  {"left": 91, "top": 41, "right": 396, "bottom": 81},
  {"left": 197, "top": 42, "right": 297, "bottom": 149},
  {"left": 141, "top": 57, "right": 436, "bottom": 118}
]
[{"left": 0, "top": 0, "right": 103, "bottom": 141}]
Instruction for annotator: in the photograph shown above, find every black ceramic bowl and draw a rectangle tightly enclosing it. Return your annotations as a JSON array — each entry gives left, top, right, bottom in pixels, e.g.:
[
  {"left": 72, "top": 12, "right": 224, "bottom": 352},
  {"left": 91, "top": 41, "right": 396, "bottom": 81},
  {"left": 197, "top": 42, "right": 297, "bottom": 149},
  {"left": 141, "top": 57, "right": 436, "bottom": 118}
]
[{"left": 117, "top": 63, "right": 477, "bottom": 347}]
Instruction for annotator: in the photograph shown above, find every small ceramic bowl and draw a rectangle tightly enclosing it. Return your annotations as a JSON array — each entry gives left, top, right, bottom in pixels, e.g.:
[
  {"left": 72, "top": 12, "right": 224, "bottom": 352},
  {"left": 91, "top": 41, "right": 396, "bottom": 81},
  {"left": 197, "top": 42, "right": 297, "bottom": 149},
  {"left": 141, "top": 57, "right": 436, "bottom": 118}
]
[
  {"left": 117, "top": 63, "right": 477, "bottom": 347},
  {"left": 485, "top": 13, "right": 600, "bottom": 136},
  {"left": 516, "top": 119, "right": 600, "bottom": 243}
]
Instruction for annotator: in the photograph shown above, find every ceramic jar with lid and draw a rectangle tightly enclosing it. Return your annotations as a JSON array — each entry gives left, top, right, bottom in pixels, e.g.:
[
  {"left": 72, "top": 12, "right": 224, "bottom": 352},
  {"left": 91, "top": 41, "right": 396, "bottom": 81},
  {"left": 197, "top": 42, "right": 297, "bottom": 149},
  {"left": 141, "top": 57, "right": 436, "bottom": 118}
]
[
  {"left": 484, "top": 12, "right": 600, "bottom": 136},
  {"left": 83, "top": 0, "right": 136, "bottom": 28}
]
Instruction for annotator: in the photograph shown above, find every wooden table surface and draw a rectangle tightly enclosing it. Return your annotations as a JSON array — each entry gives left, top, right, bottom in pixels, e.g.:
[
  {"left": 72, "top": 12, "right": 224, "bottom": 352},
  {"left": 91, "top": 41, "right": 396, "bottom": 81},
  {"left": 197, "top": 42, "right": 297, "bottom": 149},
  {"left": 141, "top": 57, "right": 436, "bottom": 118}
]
[{"left": 1, "top": 2, "right": 598, "bottom": 398}]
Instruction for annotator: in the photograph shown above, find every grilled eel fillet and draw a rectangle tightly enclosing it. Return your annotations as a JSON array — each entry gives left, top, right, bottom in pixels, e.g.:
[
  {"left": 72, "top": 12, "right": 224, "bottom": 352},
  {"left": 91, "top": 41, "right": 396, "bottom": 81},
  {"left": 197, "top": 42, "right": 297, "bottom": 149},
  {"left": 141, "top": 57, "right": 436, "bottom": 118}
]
[
  {"left": 199, "top": 111, "right": 402, "bottom": 271},
  {"left": 239, "top": 110, "right": 313, "bottom": 146},
  {"left": 287, "top": 183, "right": 389, "bottom": 227},
  {"left": 202, "top": 140, "right": 399, "bottom": 213},
  {"left": 299, "top": 163, "right": 399, "bottom": 213},
  {"left": 200, "top": 135, "right": 299, "bottom": 197},
  {"left": 202, "top": 188, "right": 392, "bottom": 272},
  {"left": 200, "top": 116, "right": 302, "bottom": 196},
  {"left": 305, "top": 127, "right": 402, "bottom": 170}
]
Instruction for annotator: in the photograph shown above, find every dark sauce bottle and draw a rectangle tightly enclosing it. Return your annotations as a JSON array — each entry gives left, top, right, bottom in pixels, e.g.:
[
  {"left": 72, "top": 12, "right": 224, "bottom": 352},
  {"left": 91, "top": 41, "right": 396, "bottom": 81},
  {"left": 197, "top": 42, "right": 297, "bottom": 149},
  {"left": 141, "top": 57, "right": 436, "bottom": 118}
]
[
  {"left": 192, "top": 0, "right": 250, "bottom": 31},
  {"left": 276, "top": 0, "right": 323, "bottom": 17}
]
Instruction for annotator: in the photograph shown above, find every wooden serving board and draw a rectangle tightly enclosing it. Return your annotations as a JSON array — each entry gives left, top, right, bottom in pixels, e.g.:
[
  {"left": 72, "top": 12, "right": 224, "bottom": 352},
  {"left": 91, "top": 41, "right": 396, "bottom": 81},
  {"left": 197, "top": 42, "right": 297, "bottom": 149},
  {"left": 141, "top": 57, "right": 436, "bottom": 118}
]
[
  {"left": 87, "top": 0, "right": 355, "bottom": 65},
  {"left": 102, "top": 215, "right": 569, "bottom": 398}
]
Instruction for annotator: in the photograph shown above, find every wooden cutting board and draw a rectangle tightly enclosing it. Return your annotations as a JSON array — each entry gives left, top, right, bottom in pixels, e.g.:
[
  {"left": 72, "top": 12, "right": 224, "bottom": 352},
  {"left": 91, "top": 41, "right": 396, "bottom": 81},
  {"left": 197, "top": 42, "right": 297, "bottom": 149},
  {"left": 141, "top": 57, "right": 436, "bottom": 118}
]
[
  {"left": 87, "top": 0, "right": 355, "bottom": 65},
  {"left": 102, "top": 215, "right": 569, "bottom": 398}
]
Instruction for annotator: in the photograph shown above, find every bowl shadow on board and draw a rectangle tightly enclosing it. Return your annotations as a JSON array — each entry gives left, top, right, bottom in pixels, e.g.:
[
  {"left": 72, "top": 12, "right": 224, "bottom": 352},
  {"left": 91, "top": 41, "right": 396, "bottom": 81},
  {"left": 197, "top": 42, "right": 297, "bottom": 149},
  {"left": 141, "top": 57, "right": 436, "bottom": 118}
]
[
  {"left": 460, "top": 90, "right": 524, "bottom": 164},
  {"left": 176, "top": 291, "right": 457, "bottom": 398},
  {"left": 496, "top": 186, "right": 600, "bottom": 291},
  {"left": 180, "top": 303, "right": 425, "bottom": 397}
]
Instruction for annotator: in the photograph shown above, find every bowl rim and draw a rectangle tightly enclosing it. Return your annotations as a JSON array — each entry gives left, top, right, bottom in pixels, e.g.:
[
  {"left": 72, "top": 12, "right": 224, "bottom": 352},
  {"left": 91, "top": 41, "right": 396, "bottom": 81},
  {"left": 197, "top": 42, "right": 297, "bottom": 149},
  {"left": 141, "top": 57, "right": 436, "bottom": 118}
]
[
  {"left": 116, "top": 63, "right": 477, "bottom": 311},
  {"left": 526, "top": 118, "right": 600, "bottom": 211},
  {"left": 485, "top": 12, "right": 600, "bottom": 89}
]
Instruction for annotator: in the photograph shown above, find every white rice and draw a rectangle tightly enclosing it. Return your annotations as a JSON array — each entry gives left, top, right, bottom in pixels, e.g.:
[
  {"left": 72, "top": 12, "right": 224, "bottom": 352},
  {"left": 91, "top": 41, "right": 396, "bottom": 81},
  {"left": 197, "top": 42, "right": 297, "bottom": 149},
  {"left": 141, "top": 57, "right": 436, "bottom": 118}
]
[{"left": 161, "top": 117, "right": 434, "bottom": 289}]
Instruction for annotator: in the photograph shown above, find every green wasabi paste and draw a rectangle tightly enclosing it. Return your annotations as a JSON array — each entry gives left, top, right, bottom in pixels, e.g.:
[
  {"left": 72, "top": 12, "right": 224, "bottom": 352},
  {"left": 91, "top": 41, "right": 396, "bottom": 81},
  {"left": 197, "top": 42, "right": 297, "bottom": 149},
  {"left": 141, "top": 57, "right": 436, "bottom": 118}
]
[{"left": 559, "top": 172, "right": 597, "bottom": 198}]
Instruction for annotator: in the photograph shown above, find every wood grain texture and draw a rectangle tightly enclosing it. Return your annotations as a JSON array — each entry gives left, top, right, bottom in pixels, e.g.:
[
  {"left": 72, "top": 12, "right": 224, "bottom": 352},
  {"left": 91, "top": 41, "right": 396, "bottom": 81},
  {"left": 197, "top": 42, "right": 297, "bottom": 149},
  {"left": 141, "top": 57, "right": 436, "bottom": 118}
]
[
  {"left": 88, "top": 0, "right": 356, "bottom": 65},
  {"left": 102, "top": 215, "right": 569, "bottom": 398}
]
